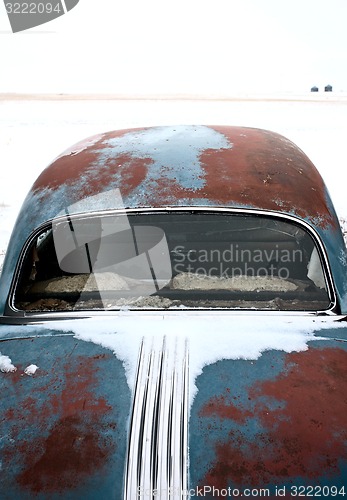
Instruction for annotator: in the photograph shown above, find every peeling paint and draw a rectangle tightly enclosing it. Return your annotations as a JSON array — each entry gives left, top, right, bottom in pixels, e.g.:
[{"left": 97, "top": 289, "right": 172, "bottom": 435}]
[
  {"left": 10, "top": 355, "right": 114, "bottom": 494},
  {"left": 1, "top": 124, "right": 347, "bottom": 314},
  {"left": 192, "top": 345, "right": 347, "bottom": 489},
  {"left": 200, "top": 127, "right": 336, "bottom": 229},
  {"left": 0, "top": 316, "right": 347, "bottom": 496},
  {"left": 27, "top": 126, "right": 334, "bottom": 228},
  {"left": 0, "top": 335, "right": 131, "bottom": 497}
]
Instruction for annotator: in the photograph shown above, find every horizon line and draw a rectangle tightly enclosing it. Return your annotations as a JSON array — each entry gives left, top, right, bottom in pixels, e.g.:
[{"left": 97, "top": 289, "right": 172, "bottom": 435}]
[{"left": 1, "top": 91, "right": 347, "bottom": 103}]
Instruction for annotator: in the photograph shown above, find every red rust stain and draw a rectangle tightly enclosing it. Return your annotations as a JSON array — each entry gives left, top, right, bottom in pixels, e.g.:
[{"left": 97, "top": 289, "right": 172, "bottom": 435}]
[
  {"left": 8, "top": 354, "right": 116, "bottom": 493},
  {"left": 17, "top": 415, "right": 114, "bottom": 493},
  {"left": 5, "top": 396, "right": 38, "bottom": 425},
  {"left": 29, "top": 126, "right": 337, "bottom": 229},
  {"left": 3, "top": 367, "right": 25, "bottom": 385},
  {"left": 202, "top": 348, "right": 347, "bottom": 488},
  {"left": 104, "top": 154, "right": 151, "bottom": 199},
  {"left": 32, "top": 137, "right": 104, "bottom": 191},
  {"left": 48, "top": 355, "right": 112, "bottom": 417},
  {"left": 199, "top": 127, "right": 335, "bottom": 228},
  {"left": 140, "top": 176, "right": 203, "bottom": 205},
  {"left": 200, "top": 394, "right": 252, "bottom": 423},
  {"left": 32, "top": 128, "right": 150, "bottom": 197},
  {"left": 34, "top": 150, "right": 150, "bottom": 201}
]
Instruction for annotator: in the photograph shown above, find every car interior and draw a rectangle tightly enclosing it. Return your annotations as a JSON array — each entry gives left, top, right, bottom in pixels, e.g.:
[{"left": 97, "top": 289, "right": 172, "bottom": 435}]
[{"left": 13, "top": 211, "right": 331, "bottom": 312}]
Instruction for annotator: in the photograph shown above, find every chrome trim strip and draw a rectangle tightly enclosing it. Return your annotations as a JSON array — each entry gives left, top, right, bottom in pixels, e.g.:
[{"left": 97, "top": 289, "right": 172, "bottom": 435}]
[
  {"left": 181, "top": 341, "right": 189, "bottom": 497},
  {"left": 124, "top": 336, "right": 189, "bottom": 500},
  {"left": 124, "top": 339, "right": 145, "bottom": 499},
  {"left": 7, "top": 206, "right": 338, "bottom": 316}
]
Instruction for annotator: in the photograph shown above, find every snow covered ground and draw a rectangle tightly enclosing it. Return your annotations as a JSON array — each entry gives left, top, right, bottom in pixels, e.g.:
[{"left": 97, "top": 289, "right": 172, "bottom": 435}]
[{"left": 1, "top": 95, "right": 347, "bottom": 272}]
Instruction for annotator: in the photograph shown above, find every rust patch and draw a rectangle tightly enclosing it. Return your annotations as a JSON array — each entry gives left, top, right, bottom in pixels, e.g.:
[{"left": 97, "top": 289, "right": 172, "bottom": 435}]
[
  {"left": 202, "top": 347, "right": 347, "bottom": 488},
  {"left": 136, "top": 176, "right": 203, "bottom": 206},
  {"left": 28, "top": 126, "right": 337, "bottom": 229},
  {"left": 103, "top": 154, "right": 151, "bottom": 199},
  {"left": 17, "top": 415, "right": 114, "bottom": 493},
  {"left": 200, "top": 395, "right": 252, "bottom": 424},
  {"left": 47, "top": 355, "right": 112, "bottom": 417},
  {"left": 5, "top": 396, "right": 39, "bottom": 425},
  {"left": 6, "top": 354, "right": 116, "bottom": 493},
  {"left": 2, "top": 366, "right": 25, "bottom": 385},
  {"left": 199, "top": 127, "right": 335, "bottom": 228},
  {"left": 32, "top": 136, "right": 105, "bottom": 192},
  {"left": 34, "top": 149, "right": 151, "bottom": 202},
  {"left": 32, "top": 128, "right": 149, "bottom": 196}
]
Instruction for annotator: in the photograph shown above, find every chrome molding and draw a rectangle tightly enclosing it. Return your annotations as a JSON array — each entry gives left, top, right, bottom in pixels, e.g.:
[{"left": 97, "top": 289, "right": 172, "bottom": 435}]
[
  {"left": 124, "top": 336, "right": 189, "bottom": 499},
  {"left": 7, "top": 206, "right": 338, "bottom": 317}
]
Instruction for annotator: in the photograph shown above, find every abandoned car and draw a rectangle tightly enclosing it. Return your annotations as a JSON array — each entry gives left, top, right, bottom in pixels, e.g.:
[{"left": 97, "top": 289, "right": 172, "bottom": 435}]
[{"left": 0, "top": 125, "right": 347, "bottom": 498}]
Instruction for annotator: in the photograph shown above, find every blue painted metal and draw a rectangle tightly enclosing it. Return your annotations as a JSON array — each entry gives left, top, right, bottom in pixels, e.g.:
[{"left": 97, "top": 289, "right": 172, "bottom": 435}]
[
  {"left": 1, "top": 125, "right": 347, "bottom": 496},
  {"left": 0, "top": 125, "right": 346, "bottom": 314},
  {"left": 0, "top": 325, "right": 131, "bottom": 499},
  {"left": 189, "top": 340, "right": 347, "bottom": 494},
  {"left": 1, "top": 319, "right": 347, "bottom": 497}
]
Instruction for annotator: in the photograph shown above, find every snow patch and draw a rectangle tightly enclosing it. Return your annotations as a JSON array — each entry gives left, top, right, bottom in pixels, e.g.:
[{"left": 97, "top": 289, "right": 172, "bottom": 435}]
[
  {"left": 24, "top": 364, "right": 39, "bottom": 376},
  {"left": 0, "top": 353, "right": 17, "bottom": 373},
  {"left": 46, "top": 314, "right": 345, "bottom": 405}
]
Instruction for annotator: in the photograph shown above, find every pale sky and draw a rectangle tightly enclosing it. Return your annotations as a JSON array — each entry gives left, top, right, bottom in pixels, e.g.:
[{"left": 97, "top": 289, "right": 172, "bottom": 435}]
[{"left": 1, "top": 0, "right": 347, "bottom": 95}]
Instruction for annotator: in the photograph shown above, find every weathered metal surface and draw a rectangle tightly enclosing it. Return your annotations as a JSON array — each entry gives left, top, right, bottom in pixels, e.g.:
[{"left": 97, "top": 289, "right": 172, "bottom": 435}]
[
  {"left": 1, "top": 316, "right": 347, "bottom": 498},
  {"left": 0, "top": 329, "right": 131, "bottom": 499},
  {"left": 189, "top": 341, "right": 347, "bottom": 495},
  {"left": 1, "top": 125, "right": 346, "bottom": 314},
  {"left": 29, "top": 126, "right": 338, "bottom": 228},
  {"left": 1, "top": 124, "right": 347, "bottom": 497}
]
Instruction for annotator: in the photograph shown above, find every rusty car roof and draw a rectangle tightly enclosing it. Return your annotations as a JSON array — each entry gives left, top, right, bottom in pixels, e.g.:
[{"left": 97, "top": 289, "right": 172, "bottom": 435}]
[
  {"left": 1, "top": 125, "right": 347, "bottom": 315},
  {"left": 30, "top": 125, "right": 336, "bottom": 228}
]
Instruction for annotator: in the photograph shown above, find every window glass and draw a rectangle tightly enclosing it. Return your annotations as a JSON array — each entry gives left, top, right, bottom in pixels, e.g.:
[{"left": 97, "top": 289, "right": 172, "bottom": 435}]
[{"left": 14, "top": 212, "right": 331, "bottom": 311}]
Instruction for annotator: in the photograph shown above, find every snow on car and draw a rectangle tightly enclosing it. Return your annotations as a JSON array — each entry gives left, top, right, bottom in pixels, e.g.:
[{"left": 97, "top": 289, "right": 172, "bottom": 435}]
[{"left": 0, "top": 125, "right": 347, "bottom": 498}]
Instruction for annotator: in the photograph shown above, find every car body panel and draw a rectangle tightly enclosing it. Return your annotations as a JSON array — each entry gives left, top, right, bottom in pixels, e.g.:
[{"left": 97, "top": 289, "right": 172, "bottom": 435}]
[
  {"left": 1, "top": 126, "right": 347, "bottom": 498},
  {"left": 1, "top": 314, "right": 347, "bottom": 497},
  {"left": 190, "top": 341, "right": 347, "bottom": 493},
  {"left": 1, "top": 126, "right": 346, "bottom": 314},
  {"left": 0, "top": 326, "right": 131, "bottom": 499}
]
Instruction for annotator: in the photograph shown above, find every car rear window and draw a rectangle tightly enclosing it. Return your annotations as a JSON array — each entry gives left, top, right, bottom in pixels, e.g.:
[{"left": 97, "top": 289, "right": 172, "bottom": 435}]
[{"left": 14, "top": 211, "right": 331, "bottom": 312}]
